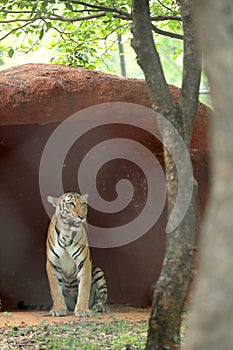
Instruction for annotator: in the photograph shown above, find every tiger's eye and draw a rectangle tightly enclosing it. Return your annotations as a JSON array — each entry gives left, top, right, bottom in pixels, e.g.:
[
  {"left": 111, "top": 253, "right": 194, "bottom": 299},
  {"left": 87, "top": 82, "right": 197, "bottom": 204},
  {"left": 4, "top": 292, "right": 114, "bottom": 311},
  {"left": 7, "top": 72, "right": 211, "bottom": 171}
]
[{"left": 69, "top": 201, "right": 76, "bottom": 207}]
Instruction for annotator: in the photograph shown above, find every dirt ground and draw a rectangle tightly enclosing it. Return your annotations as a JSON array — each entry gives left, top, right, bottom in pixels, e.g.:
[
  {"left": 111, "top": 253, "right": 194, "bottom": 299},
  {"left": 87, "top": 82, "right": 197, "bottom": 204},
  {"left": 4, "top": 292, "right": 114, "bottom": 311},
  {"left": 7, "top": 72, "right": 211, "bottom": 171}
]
[{"left": 0, "top": 305, "right": 151, "bottom": 327}]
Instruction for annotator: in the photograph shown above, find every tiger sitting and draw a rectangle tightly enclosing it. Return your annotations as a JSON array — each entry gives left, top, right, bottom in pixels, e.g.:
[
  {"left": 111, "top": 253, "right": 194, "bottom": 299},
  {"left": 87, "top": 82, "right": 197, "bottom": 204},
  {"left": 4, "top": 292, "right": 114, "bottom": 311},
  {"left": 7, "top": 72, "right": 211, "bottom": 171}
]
[{"left": 46, "top": 192, "right": 108, "bottom": 317}]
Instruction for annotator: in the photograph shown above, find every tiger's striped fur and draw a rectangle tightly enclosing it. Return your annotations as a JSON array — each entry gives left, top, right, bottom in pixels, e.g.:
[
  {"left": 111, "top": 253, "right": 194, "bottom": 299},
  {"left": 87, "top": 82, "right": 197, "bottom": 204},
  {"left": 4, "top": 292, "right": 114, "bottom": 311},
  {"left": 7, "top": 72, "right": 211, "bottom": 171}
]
[{"left": 46, "top": 192, "right": 107, "bottom": 317}]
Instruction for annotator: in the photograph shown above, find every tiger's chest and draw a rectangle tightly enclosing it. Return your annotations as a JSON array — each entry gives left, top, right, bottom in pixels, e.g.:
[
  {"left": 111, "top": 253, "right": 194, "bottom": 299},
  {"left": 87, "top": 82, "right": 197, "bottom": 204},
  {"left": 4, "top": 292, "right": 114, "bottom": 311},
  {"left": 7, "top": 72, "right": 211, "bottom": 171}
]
[
  {"left": 58, "top": 247, "right": 78, "bottom": 278},
  {"left": 49, "top": 239, "right": 86, "bottom": 279},
  {"left": 47, "top": 220, "right": 89, "bottom": 280}
]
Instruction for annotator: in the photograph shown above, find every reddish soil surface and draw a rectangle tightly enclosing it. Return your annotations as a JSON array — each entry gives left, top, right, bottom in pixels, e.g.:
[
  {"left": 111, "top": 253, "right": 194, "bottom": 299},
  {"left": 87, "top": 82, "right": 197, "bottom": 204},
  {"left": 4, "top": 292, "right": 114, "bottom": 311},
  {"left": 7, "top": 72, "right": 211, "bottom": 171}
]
[{"left": 0, "top": 305, "right": 151, "bottom": 327}]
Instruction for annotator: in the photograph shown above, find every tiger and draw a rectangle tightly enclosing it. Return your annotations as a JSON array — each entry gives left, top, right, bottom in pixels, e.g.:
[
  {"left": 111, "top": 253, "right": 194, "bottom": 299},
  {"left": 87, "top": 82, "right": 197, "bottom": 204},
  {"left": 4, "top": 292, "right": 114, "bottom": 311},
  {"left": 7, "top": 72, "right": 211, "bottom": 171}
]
[{"left": 46, "top": 192, "right": 108, "bottom": 317}]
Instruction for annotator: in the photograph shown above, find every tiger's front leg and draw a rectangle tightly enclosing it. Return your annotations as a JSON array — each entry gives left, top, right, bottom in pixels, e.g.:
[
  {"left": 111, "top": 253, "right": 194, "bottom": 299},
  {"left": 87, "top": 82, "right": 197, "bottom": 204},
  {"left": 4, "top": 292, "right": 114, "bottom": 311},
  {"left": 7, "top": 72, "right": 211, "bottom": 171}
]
[
  {"left": 46, "top": 260, "right": 69, "bottom": 317},
  {"left": 74, "top": 258, "right": 92, "bottom": 317}
]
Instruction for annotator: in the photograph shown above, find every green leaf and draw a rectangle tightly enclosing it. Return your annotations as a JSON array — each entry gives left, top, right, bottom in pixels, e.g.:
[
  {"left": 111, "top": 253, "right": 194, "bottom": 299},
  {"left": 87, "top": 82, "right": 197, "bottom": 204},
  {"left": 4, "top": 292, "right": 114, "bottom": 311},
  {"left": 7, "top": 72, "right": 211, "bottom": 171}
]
[
  {"left": 39, "top": 28, "right": 44, "bottom": 40},
  {"left": 8, "top": 48, "right": 14, "bottom": 58},
  {"left": 120, "top": 6, "right": 129, "bottom": 12},
  {"left": 106, "top": 12, "right": 113, "bottom": 20},
  {"left": 87, "top": 64, "right": 97, "bottom": 70},
  {"left": 65, "top": 2, "right": 73, "bottom": 11},
  {"left": 173, "top": 334, "right": 180, "bottom": 343},
  {"left": 46, "top": 22, "right": 52, "bottom": 29},
  {"left": 30, "top": 2, "right": 38, "bottom": 16}
]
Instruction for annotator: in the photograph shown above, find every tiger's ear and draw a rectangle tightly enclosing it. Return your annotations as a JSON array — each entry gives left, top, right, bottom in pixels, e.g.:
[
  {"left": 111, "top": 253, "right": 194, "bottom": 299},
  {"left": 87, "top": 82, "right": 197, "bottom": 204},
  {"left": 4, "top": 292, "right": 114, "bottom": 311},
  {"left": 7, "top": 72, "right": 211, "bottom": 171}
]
[
  {"left": 47, "top": 195, "right": 58, "bottom": 207},
  {"left": 81, "top": 193, "right": 88, "bottom": 203}
]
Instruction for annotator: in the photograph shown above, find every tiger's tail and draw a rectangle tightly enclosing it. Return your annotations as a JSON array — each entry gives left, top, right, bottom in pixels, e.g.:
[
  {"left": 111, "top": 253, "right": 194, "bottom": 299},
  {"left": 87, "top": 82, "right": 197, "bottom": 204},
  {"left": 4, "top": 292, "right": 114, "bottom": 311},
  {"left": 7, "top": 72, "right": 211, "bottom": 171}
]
[{"left": 17, "top": 300, "right": 52, "bottom": 311}]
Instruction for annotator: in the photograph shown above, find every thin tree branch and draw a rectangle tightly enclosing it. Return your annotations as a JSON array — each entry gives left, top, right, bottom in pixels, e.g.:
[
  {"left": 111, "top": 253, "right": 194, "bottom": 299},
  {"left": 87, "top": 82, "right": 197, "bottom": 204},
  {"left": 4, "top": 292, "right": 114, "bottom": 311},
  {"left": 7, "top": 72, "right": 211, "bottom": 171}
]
[
  {"left": 151, "top": 23, "right": 183, "bottom": 40},
  {"left": 0, "top": 4, "right": 183, "bottom": 41},
  {"left": 47, "top": 12, "right": 106, "bottom": 22},
  {"left": 199, "top": 90, "right": 211, "bottom": 95},
  {"left": 157, "top": 0, "right": 174, "bottom": 13},
  {"left": 0, "top": 15, "right": 183, "bottom": 41},
  {"left": 67, "top": 0, "right": 130, "bottom": 17},
  {"left": 1, "top": 7, "right": 181, "bottom": 21},
  {"left": 131, "top": 0, "right": 174, "bottom": 118},
  {"left": 151, "top": 15, "right": 181, "bottom": 21},
  {"left": 0, "top": 18, "right": 36, "bottom": 23},
  {"left": 178, "top": 0, "right": 202, "bottom": 146},
  {"left": 0, "top": 10, "right": 32, "bottom": 14},
  {"left": 41, "top": 18, "right": 70, "bottom": 42},
  {"left": 0, "top": 21, "right": 34, "bottom": 41},
  {"left": 61, "top": 1, "right": 182, "bottom": 22}
]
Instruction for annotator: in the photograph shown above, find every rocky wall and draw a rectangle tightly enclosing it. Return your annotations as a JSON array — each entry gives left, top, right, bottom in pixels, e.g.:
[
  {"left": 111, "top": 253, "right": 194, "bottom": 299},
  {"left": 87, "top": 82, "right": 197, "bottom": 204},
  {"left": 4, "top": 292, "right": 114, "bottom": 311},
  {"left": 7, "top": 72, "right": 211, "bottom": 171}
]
[{"left": 0, "top": 64, "right": 210, "bottom": 307}]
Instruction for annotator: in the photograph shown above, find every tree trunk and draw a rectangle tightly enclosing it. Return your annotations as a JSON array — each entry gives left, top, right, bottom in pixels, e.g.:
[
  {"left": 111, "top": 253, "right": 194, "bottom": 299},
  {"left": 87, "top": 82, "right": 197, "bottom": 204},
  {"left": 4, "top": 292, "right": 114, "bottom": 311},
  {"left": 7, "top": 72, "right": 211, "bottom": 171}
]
[
  {"left": 131, "top": 1, "right": 201, "bottom": 349},
  {"left": 117, "top": 33, "right": 127, "bottom": 77},
  {"left": 184, "top": 1, "right": 233, "bottom": 349}
]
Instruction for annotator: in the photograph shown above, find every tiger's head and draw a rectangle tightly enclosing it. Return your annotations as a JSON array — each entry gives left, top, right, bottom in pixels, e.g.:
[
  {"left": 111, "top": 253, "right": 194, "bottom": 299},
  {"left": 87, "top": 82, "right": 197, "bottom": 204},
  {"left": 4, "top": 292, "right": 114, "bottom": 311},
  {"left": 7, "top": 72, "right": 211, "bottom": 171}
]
[{"left": 47, "top": 192, "right": 88, "bottom": 228}]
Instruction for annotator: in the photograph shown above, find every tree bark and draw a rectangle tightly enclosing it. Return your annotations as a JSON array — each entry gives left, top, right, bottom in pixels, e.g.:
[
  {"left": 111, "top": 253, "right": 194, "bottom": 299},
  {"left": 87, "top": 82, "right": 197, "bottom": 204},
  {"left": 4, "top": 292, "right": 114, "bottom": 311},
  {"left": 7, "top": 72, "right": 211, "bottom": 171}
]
[
  {"left": 178, "top": 0, "right": 201, "bottom": 145},
  {"left": 185, "top": 1, "right": 233, "bottom": 349},
  {"left": 117, "top": 33, "right": 127, "bottom": 77},
  {"left": 131, "top": 0, "right": 201, "bottom": 349},
  {"left": 131, "top": 0, "right": 174, "bottom": 120}
]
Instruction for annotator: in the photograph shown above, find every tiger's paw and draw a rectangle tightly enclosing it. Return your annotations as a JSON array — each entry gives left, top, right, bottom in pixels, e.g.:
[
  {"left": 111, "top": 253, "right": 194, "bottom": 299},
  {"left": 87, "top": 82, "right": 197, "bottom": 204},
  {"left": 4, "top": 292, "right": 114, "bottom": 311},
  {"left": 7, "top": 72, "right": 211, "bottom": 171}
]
[
  {"left": 92, "top": 302, "right": 108, "bottom": 313},
  {"left": 49, "top": 308, "right": 70, "bottom": 317},
  {"left": 74, "top": 308, "right": 91, "bottom": 318}
]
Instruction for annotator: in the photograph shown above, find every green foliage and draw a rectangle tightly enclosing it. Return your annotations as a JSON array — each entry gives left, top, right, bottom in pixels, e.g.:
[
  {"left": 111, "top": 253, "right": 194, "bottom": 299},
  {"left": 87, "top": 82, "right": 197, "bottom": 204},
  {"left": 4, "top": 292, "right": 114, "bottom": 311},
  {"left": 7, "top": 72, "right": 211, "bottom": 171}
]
[
  {"left": 0, "top": 0, "right": 182, "bottom": 68},
  {"left": 8, "top": 47, "right": 14, "bottom": 58},
  {"left": 1, "top": 318, "right": 148, "bottom": 349},
  {"left": 0, "top": 0, "right": 209, "bottom": 104}
]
